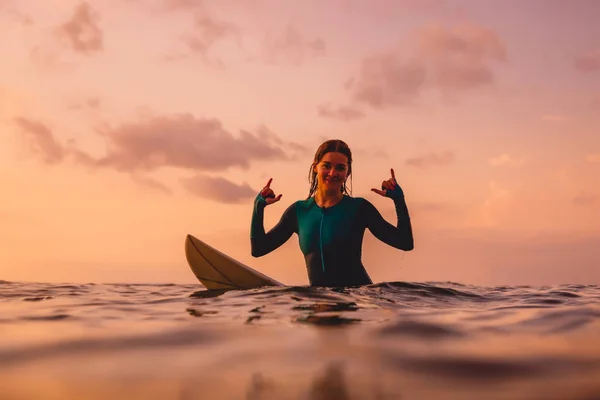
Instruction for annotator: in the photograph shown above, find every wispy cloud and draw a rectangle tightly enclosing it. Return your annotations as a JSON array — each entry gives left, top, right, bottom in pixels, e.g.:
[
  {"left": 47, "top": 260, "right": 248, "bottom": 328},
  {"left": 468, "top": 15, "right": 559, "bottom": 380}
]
[
  {"left": 573, "top": 192, "right": 598, "bottom": 206},
  {"left": 13, "top": 118, "right": 67, "bottom": 165},
  {"left": 0, "top": 1, "right": 32, "bottom": 25},
  {"left": 56, "top": 2, "right": 103, "bottom": 55},
  {"left": 489, "top": 153, "right": 525, "bottom": 167},
  {"left": 573, "top": 51, "right": 600, "bottom": 73},
  {"left": 260, "top": 25, "right": 326, "bottom": 66},
  {"left": 406, "top": 151, "right": 455, "bottom": 168},
  {"left": 183, "top": 13, "right": 239, "bottom": 58},
  {"left": 317, "top": 104, "right": 364, "bottom": 121},
  {"left": 161, "top": 5, "right": 240, "bottom": 66},
  {"left": 180, "top": 174, "right": 256, "bottom": 203},
  {"left": 130, "top": 174, "right": 173, "bottom": 195},
  {"left": 67, "top": 97, "right": 102, "bottom": 111}
]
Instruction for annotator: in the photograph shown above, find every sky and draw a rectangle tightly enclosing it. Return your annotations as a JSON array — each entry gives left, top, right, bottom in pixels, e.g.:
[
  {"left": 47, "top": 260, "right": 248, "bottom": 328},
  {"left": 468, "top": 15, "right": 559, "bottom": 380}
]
[{"left": 1, "top": 0, "right": 599, "bottom": 286}]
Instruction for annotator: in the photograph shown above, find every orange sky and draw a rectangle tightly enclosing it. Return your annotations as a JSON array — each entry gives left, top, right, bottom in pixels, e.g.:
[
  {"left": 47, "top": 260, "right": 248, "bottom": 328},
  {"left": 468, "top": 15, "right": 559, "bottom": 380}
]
[{"left": 1, "top": 0, "right": 599, "bottom": 286}]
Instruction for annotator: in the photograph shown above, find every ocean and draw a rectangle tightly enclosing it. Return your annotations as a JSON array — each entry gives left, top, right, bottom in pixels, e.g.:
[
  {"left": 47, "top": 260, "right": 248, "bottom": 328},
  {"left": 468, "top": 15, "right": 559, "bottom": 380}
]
[{"left": 1, "top": 280, "right": 599, "bottom": 399}]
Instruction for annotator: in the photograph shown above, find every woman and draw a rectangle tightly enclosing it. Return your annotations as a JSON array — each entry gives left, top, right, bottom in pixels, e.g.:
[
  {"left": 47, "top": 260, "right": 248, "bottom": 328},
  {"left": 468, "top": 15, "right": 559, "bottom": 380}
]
[{"left": 250, "top": 139, "right": 414, "bottom": 287}]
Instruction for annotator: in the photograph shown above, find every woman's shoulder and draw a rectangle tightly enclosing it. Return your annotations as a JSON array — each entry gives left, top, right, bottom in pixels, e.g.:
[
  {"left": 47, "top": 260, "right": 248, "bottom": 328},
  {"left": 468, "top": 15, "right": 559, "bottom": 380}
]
[{"left": 294, "top": 197, "right": 316, "bottom": 210}]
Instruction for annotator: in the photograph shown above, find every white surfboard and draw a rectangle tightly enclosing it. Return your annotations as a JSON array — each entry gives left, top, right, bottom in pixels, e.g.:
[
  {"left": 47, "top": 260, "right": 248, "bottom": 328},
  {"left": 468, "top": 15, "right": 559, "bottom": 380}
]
[{"left": 185, "top": 234, "right": 285, "bottom": 290}]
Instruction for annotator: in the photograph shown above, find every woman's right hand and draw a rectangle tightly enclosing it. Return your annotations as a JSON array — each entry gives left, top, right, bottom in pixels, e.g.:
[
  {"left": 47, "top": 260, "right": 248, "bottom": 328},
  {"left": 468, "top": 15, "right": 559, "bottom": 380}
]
[{"left": 260, "top": 178, "right": 282, "bottom": 205}]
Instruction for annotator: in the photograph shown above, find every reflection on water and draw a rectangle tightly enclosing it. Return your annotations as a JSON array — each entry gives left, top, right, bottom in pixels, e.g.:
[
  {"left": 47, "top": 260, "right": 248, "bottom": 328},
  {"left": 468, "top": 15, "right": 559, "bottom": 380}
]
[{"left": 1, "top": 280, "right": 600, "bottom": 399}]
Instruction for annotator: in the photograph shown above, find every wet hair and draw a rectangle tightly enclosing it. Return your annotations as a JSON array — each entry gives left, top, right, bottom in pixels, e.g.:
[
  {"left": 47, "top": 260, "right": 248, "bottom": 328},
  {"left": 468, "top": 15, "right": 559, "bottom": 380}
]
[{"left": 307, "top": 139, "right": 353, "bottom": 199}]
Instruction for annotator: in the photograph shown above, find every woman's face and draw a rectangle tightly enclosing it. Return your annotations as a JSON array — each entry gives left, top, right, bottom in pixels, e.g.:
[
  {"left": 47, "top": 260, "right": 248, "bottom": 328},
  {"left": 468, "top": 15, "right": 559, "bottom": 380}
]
[{"left": 314, "top": 151, "right": 349, "bottom": 192}]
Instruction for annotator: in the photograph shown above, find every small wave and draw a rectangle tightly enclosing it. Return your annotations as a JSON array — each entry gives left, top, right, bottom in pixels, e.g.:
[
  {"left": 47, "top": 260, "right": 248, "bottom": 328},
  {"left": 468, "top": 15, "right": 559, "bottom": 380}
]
[
  {"left": 294, "top": 314, "right": 361, "bottom": 326},
  {"left": 372, "top": 281, "right": 487, "bottom": 300},
  {"left": 384, "top": 353, "right": 600, "bottom": 383},
  {"left": 0, "top": 326, "right": 220, "bottom": 368},
  {"left": 377, "top": 319, "right": 466, "bottom": 340},
  {"left": 22, "top": 296, "right": 53, "bottom": 302},
  {"left": 21, "top": 314, "right": 71, "bottom": 321}
]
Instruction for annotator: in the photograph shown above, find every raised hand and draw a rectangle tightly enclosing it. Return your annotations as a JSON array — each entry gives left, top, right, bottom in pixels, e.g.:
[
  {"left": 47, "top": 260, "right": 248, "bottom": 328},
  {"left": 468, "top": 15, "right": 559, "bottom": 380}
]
[
  {"left": 371, "top": 168, "right": 404, "bottom": 199},
  {"left": 259, "top": 178, "right": 282, "bottom": 205}
]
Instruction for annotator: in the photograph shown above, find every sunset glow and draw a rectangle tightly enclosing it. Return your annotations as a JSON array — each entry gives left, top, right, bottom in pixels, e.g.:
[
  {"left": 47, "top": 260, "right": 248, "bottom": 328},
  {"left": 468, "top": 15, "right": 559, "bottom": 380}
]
[{"left": 1, "top": 0, "right": 599, "bottom": 286}]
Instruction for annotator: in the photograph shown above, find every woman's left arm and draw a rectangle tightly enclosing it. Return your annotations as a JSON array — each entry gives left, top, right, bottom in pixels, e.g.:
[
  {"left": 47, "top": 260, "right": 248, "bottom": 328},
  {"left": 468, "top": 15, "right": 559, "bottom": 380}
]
[{"left": 366, "top": 168, "right": 414, "bottom": 251}]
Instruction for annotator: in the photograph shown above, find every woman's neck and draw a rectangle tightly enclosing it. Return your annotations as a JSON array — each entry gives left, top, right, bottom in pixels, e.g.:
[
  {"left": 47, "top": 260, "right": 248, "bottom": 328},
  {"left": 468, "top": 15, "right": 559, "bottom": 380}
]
[{"left": 314, "top": 187, "right": 344, "bottom": 208}]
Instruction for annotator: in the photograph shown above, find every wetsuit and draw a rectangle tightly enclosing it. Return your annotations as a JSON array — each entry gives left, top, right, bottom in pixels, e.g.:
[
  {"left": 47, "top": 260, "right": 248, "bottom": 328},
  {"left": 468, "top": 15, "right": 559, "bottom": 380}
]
[{"left": 250, "top": 187, "right": 413, "bottom": 287}]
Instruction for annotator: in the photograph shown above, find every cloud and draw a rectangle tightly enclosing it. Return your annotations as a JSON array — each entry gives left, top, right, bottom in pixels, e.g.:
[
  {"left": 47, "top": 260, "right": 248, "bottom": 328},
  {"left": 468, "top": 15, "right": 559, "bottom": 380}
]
[
  {"left": 12, "top": 113, "right": 308, "bottom": 200},
  {"left": 417, "top": 24, "right": 506, "bottom": 91},
  {"left": 90, "top": 115, "right": 297, "bottom": 173},
  {"left": 67, "top": 97, "right": 102, "bottom": 111},
  {"left": 130, "top": 174, "right": 173, "bottom": 195},
  {"left": 13, "top": 118, "right": 67, "bottom": 165},
  {"left": 405, "top": 151, "right": 454, "bottom": 168},
  {"left": 183, "top": 13, "right": 239, "bottom": 58},
  {"left": 339, "top": 23, "right": 506, "bottom": 110},
  {"left": 0, "top": 1, "right": 32, "bottom": 25},
  {"left": 12, "top": 117, "right": 173, "bottom": 195},
  {"left": 350, "top": 54, "right": 426, "bottom": 108},
  {"left": 572, "top": 192, "right": 598, "bottom": 206},
  {"left": 418, "top": 24, "right": 506, "bottom": 62},
  {"left": 162, "top": 5, "right": 240, "bottom": 66},
  {"left": 489, "top": 153, "right": 525, "bottom": 167},
  {"left": 586, "top": 153, "right": 600, "bottom": 164},
  {"left": 317, "top": 104, "right": 365, "bottom": 121},
  {"left": 180, "top": 174, "right": 256, "bottom": 203},
  {"left": 573, "top": 51, "right": 600, "bottom": 73},
  {"left": 261, "top": 25, "right": 326, "bottom": 66},
  {"left": 56, "top": 2, "right": 103, "bottom": 55},
  {"left": 29, "top": 44, "right": 77, "bottom": 72}
]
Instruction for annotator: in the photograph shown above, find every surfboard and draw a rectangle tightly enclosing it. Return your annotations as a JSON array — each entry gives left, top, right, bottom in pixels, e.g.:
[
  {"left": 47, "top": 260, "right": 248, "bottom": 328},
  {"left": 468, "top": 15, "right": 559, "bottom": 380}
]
[{"left": 185, "top": 234, "right": 285, "bottom": 290}]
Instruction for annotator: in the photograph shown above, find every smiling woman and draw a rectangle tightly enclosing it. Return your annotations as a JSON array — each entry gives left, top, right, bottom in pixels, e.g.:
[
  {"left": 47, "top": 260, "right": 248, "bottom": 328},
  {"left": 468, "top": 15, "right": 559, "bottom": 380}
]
[{"left": 250, "top": 139, "right": 414, "bottom": 287}]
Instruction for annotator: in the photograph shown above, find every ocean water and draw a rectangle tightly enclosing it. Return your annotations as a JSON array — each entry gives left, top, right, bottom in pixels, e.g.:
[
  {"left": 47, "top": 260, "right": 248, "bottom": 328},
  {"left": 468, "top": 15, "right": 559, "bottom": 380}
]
[{"left": 1, "top": 280, "right": 600, "bottom": 400}]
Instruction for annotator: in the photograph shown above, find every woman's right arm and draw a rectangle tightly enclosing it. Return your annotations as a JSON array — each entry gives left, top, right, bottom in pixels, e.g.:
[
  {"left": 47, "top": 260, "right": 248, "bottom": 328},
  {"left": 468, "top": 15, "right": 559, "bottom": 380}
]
[{"left": 250, "top": 193, "right": 297, "bottom": 257}]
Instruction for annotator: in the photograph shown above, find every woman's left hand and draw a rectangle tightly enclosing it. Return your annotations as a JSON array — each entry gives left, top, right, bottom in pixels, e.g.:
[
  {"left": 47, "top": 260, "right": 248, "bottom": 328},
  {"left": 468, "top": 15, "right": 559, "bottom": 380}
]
[{"left": 371, "top": 168, "right": 404, "bottom": 199}]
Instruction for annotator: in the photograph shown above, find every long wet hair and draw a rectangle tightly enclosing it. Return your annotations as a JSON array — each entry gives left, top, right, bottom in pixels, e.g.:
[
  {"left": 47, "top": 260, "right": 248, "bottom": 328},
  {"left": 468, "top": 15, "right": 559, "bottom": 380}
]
[{"left": 307, "top": 139, "right": 353, "bottom": 199}]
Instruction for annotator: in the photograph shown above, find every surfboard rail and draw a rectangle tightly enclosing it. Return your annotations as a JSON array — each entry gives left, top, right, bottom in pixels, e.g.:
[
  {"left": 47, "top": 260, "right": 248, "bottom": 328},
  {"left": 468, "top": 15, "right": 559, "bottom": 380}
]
[{"left": 185, "top": 234, "right": 285, "bottom": 290}]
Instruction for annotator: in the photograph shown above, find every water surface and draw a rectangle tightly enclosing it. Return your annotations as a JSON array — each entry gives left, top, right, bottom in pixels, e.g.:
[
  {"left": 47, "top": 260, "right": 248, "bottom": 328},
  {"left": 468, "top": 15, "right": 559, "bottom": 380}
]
[{"left": 1, "top": 280, "right": 600, "bottom": 399}]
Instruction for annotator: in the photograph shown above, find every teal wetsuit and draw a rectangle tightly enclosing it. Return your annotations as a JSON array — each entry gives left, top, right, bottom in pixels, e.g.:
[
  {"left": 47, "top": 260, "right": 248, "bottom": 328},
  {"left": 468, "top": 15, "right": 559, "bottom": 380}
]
[{"left": 250, "top": 188, "right": 413, "bottom": 287}]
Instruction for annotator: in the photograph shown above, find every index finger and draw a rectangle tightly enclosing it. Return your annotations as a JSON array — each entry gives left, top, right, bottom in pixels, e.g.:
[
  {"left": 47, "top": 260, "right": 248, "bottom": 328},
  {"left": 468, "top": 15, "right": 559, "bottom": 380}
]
[
  {"left": 390, "top": 168, "right": 396, "bottom": 181},
  {"left": 265, "top": 178, "right": 272, "bottom": 188}
]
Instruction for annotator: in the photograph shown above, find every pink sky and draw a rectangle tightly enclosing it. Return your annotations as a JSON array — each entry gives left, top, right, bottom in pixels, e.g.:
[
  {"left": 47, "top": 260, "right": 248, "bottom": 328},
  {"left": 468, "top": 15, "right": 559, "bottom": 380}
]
[{"left": 1, "top": 0, "right": 599, "bottom": 286}]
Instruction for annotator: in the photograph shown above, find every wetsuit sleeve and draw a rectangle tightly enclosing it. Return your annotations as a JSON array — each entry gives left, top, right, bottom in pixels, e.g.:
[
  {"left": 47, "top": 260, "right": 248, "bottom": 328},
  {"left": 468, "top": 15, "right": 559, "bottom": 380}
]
[
  {"left": 363, "top": 196, "right": 414, "bottom": 251},
  {"left": 250, "top": 193, "right": 297, "bottom": 257}
]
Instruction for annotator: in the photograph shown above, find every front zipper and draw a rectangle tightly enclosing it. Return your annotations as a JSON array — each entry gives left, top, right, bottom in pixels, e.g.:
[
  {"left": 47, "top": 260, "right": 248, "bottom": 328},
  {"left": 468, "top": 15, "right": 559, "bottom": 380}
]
[{"left": 319, "top": 209, "right": 325, "bottom": 273}]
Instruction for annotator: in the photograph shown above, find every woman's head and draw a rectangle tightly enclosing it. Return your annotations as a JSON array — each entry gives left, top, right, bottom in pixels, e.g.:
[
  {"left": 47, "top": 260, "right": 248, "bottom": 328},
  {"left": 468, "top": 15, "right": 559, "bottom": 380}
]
[{"left": 307, "top": 139, "right": 353, "bottom": 198}]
